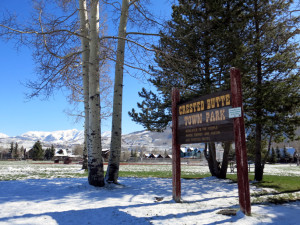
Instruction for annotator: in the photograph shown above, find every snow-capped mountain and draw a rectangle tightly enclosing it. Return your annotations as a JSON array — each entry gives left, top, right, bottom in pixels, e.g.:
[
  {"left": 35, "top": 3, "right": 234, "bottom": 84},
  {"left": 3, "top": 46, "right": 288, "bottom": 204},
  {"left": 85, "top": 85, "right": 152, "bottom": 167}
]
[
  {"left": 121, "top": 128, "right": 173, "bottom": 150},
  {"left": 20, "top": 129, "right": 84, "bottom": 143},
  {"left": 0, "top": 127, "right": 201, "bottom": 151},
  {"left": 0, "top": 133, "right": 9, "bottom": 139},
  {"left": 98, "top": 128, "right": 173, "bottom": 150},
  {"left": 101, "top": 131, "right": 111, "bottom": 138},
  {"left": 0, "top": 129, "right": 84, "bottom": 149}
]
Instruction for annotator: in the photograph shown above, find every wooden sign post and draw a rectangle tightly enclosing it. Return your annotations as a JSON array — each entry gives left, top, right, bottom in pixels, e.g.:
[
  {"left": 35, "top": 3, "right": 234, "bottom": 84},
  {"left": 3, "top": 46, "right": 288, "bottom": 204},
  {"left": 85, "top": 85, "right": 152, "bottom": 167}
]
[
  {"left": 172, "top": 87, "right": 181, "bottom": 202},
  {"left": 171, "top": 67, "right": 251, "bottom": 215},
  {"left": 230, "top": 67, "right": 251, "bottom": 215}
]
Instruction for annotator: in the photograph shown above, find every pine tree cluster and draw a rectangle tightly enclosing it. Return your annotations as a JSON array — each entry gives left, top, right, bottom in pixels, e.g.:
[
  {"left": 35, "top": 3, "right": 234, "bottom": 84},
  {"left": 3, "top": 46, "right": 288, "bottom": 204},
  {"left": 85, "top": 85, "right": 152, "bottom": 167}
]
[
  {"left": 129, "top": 0, "right": 300, "bottom": 181},
  {"left": 9, "top": 142, "right": 25, "bottom": 160}
]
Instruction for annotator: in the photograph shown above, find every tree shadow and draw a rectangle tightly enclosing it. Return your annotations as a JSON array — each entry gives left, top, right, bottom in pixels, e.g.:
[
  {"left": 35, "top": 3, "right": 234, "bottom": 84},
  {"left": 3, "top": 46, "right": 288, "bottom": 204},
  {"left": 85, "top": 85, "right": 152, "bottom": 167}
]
[
  {"left": 0, "top": 177, "right": 174, "bottom": 203},
  {"left": 0, "top": 176, "right": 243, "bottom": 224},
  {"left": 0, "top": 206, "right": 153, "bottom": 225},
  {"left": 0, "top": 201, "right": 238, "bottom": 225}
]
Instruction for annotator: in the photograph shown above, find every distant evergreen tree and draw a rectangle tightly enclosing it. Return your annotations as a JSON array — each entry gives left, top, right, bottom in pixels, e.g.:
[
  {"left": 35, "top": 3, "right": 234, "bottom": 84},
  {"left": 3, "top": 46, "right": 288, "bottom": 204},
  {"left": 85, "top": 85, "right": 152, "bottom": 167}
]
[
  {"left": 20, "top": 146, "right": 25, "bottom": 159},
  {"left": 269, "top": 147, "right": 276, "bottom": 164},
  {"left": 130, "top": 149, "right": 137, "bottom": 158},
  {"left": 282, "top": 146, "right": 291, "bottom": 162},
  {"left": 44, "top": 145, "right": 55, "bottom": 160},
  {"left": 129, "top": 0, "right": 248, "bottom": 179},
  {"left": 275, "top": 146, "right": 281, "bottom": 162},
  {"left": 130, "top": 149, "right": 134, "bottom": 158},
  {"left": 9, "top": 142, "right": 14, "bottom": 157},
  {"left": 129, "top": 0, "right": 299, "bottom": 181},
  {"left": 31, "top": 141, "right": 44, "bottom": 161},
  {"left": 246, "top": 135, "right": 256, "bottom": 161},
  {"left": 50, "top": 145, "right": 55, "bottom": 157},
  {"left": 12, "top": 142, "right": 19, "bottom": 159},
  {"left": 130, "top": 0, "right": 247, "bottom": 131},
  {"left": 242, "top": 0, "right": 300, "bottom": 181},
  {"left": 44, "top": 148, "right": 50, "bottom": 160}
]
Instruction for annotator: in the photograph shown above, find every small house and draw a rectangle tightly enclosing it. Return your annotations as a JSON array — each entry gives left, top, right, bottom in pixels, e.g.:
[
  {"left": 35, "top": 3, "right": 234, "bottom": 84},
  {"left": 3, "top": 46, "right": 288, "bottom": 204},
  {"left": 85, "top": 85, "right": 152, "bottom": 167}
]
[
  {"left": 54, "top": 149, "right": 69, "bottom": 162},
  {"left": 144, "top": 153, "right": 155, "bottom": 158},
  {"left": 154, "top": 154, "right": 163, "bottom": 159},
  {"left": 164, "top": 154, "right": 172, "bottom": 159},
  {"left": 102, "top": 148, "right": 110, "bottom": 161}
]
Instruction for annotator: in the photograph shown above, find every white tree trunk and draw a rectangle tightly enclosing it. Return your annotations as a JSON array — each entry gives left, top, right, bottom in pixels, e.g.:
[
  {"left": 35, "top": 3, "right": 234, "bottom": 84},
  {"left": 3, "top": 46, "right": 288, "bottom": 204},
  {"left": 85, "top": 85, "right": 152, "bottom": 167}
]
[
  {"left": 79, "top": 0, "right": 89, "bottom": 170},
  {"left": 88, "top": 0, "right": 104, "bottom": 186},
  {"left": 105, "top": 0, "right": 130, "bottom": 183}
]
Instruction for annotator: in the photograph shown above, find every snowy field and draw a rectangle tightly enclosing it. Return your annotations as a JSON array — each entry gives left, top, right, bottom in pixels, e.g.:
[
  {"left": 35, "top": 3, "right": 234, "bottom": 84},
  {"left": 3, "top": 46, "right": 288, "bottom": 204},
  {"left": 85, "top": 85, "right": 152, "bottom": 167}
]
[
  {"left": 0, "top": 161, "right": 300, "bottom": 224},
  {"left": 1, "top": 160, "right": 300, "bottom": 181},
  {"left": 0, "top": 161, "right": 86, "bottom": 180}
]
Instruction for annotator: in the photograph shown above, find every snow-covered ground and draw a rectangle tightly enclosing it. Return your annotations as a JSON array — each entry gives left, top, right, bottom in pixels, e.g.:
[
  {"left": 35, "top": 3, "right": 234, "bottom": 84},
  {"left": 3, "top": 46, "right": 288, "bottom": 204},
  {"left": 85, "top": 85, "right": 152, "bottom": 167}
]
[
  {"left": 0, "top": 161, "right": 86, "bottom": 180},
  {"left": 0, "top": 162, "right": 300, "bottom": 224}
]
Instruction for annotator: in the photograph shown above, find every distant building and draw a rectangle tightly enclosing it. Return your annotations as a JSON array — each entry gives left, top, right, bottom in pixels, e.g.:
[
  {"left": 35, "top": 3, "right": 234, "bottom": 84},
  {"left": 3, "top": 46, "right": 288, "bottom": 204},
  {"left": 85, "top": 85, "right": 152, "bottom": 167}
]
[
  {"left": 165, "top": 154, "right": 172, "bottom": 159},
  {"left": 154, "top": 154, "right": 163, "bottom": 159},
  {"left": 54, "top": 148, "right": 83, "bottom": 163},
  {"left": 144, "top": 153, "right": 155, "bottom": 158},
  {"left": 55, "top": 149, "right": 68, "bottom": 157},
  {"left": 102, "top": 148, "right": 110, "bottom": 161},
  {"left": 180, "top": 147, "right": 202, "bottom": 158}
]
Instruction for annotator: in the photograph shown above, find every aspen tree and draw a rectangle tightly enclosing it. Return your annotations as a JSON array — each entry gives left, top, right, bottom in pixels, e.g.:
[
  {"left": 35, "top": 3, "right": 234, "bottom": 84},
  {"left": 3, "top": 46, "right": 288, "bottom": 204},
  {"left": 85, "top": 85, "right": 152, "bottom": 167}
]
[
  {"left": 88, "top": 0, "right": 105, "bottom": 186},
  {"left": 79, "top": 0, "right": 90, "bottom": 170},
  {"left": 105, "top": 0, "right": 130, "bottom": 184}
]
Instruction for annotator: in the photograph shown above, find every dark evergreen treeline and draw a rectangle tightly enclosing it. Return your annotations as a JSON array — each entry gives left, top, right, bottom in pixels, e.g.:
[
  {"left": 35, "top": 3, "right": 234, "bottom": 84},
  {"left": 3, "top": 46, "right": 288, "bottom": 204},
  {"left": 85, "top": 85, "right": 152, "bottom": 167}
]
[
  {"left": 4, "top": 141, "right": 55, "bottom": 161},
  {"left": 129, "top": 0, "right": 300, "bottom": 181},
  {"left": 8, "top": 142, "right": 25, "bottom": 160}
]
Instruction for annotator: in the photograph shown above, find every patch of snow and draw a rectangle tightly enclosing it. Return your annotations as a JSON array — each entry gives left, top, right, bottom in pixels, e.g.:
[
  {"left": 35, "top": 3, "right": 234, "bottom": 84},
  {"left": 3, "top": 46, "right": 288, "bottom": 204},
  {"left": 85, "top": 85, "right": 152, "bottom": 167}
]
[
  {"left": 0, "top": 176, "right": 299, "bottom": 224},
  {"left": 102, "top": 131, "right": 111, "bottom": 138},
  {"left": 0, "top": 127, "right": 178, "bottom": 150},
  {"left": 0, "top": 129, "right": 85, "bottom": 149},
  {"left": 20, "top": 129, "right": 84, "bottom": 143},
  {"left": 0, "top": 132, "right": 9, "bottom": 139}
]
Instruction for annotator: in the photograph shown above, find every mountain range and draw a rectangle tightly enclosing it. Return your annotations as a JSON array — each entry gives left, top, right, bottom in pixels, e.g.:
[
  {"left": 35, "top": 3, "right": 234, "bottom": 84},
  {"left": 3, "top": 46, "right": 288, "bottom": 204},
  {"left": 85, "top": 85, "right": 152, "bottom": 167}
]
[
  {"left": 0, "top": 129, "right": 84, "bottom": 149},
  {"left": 0, "top": 128, "right": 177, "bottom": 151},
  {"left": 2, "top": 126, "right": 297, "bottom": 152}
]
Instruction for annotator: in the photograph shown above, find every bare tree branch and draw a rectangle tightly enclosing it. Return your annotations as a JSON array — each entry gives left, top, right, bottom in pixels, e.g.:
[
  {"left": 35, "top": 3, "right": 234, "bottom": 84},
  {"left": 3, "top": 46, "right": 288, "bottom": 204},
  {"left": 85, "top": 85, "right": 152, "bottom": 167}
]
[
  {"left": 100, "top": 35, "right": 156, "bottom": 52},
  {"left": 129, "top": 0, "right": 140, "bottom": 7},
  {"left": 0, "top": 24, "right": 89, "bottom": 40},
  {"left": 37, "top": 9, "right": 83, "bottom": 60},
  {"left": 132, "top": 1, "right": 164, "bottom": 27},
  {"left": 126, "top": 31, "right": 160, "bottom": 36},
  {"left": 101, "top": 0, "right": 121, "bottom": 10}
]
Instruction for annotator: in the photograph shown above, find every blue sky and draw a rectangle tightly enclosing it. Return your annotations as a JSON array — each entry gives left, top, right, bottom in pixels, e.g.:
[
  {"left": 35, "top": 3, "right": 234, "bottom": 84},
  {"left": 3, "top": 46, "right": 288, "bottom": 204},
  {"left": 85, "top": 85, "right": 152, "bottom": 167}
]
[{"left": 0, "top": 0, "right": 172, "bottom": 137}]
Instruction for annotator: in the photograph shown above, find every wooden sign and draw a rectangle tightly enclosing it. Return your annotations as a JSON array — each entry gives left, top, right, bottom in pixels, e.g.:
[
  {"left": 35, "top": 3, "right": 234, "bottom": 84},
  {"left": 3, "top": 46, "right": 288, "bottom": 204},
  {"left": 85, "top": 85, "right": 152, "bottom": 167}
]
[
  {"left": 177, "top": 91, "right": 234, "bottom": 144},
  {"left": 172, "top": 68, "right": 251, "bottom": 216},
  {"left": 230, "top": 68, "right": 251, "bottom": 215}
]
